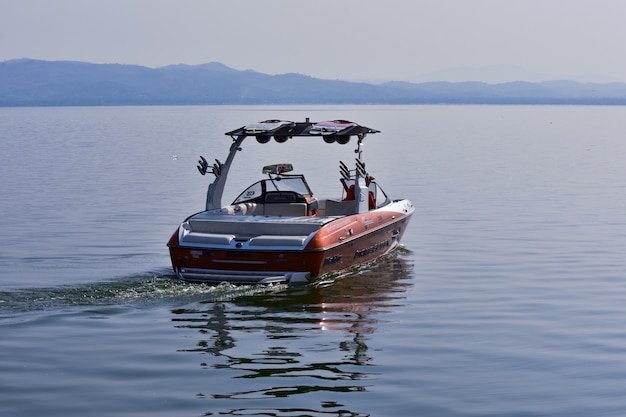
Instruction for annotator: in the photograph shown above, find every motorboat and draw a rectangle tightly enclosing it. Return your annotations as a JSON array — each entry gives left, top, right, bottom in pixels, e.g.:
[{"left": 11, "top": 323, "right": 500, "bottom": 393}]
[{"left": 167, "top": 118, "right": 414, "bottom": 285}]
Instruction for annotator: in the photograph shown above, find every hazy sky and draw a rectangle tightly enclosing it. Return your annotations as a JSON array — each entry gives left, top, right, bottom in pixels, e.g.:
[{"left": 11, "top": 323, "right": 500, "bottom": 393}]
[{"left": 2, "top": 0, "right": 625, "bottom": 82}]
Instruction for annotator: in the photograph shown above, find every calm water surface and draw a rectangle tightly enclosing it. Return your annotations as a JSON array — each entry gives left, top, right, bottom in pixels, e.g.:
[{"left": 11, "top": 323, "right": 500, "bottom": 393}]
[{"left": 1, "top": 105, "right": 626, "bottom": 416}]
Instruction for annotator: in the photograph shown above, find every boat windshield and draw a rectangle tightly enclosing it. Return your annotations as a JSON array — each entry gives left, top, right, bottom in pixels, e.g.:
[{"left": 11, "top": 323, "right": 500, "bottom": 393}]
[{"left": 232, "top": 175, "right": 313, "bottom": 204}]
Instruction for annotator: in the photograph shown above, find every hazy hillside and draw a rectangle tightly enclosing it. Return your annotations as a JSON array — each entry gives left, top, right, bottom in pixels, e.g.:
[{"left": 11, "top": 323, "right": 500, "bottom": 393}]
[{"left": 2, "top": 59, "right": 626, "bottom": 106}]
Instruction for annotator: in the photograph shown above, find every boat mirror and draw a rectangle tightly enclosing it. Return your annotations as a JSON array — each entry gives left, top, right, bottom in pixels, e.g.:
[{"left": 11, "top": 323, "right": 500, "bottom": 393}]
[{"left": 262, "top": 164, "right": 293, "bottom": 174}]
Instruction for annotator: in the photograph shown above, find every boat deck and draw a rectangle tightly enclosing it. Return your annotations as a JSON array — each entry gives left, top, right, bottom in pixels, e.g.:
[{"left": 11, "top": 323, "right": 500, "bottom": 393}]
[{"left": 187, "top": 211, "right": 340, "bottom": 236}]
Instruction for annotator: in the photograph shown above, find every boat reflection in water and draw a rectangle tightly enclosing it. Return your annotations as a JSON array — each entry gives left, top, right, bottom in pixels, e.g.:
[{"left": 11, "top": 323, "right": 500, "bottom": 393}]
[{"left": 171, "top": 252, "right": 413, "bottom": 415}]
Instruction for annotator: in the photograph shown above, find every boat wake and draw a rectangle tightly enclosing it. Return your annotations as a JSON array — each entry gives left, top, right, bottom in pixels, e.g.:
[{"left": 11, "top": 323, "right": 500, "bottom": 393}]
[
  {"left": 0, "top": 247, "right": 412, "bottom": 318},
  {"left": 0, "top": 269, "right": 287, "bottom": 316}
]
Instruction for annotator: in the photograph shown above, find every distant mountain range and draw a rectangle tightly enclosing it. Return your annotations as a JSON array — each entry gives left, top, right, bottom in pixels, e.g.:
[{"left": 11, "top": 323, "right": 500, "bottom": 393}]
[
  {"left": 2, "top": 58, "right": 626, "bottom": 106},
  {"left": 398, "top": 65, "right": 620, "bottom": 84}
]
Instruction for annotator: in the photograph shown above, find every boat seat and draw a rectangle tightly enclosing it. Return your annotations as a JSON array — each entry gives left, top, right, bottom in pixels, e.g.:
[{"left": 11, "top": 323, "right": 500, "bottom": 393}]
[
  {"left": 263, "top": 203, "right": 308, "bottom": 216},
  {"left": 188, "top": 215, "right": 322, "bottom": 235},
  {"left": 264, "top": 191, "right": 306, "bottom": 203},
  {"left": 182, "top": 232, "right": 235, "bottom": 245},
  {"left": 324, "top": 199, "right": 356, "bottom": 215},
  {"left": 217, "top": 202, "right": 308, "bottom": 217}
]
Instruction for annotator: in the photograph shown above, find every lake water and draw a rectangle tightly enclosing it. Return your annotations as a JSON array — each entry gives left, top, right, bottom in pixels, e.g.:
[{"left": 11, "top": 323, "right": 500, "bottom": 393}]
[{"left": 1, "top": 105, "right": 626, "bottom": 416}]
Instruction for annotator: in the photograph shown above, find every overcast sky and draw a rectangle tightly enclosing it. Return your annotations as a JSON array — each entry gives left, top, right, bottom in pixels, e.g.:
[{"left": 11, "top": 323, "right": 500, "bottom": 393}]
[{"left": 2, "top": 0, "right": 625, "bottom": 83}]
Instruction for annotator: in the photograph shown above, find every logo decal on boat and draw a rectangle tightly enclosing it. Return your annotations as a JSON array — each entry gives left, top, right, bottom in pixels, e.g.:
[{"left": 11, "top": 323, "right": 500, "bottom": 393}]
[
  {"left": 353, "top": 240, "right": 390, "bottom": 259},
  {"left": 323, "top": 255, "right": 342, "bottom": 266}
]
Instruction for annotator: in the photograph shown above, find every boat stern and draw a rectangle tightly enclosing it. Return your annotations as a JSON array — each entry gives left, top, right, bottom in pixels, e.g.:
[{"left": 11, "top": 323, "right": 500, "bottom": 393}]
[
  {"left": 166, "top": 217, "right": 324, "bottom": 285},
  {"left": 171, "top": 267, "right": 311, "bottom": 285}
]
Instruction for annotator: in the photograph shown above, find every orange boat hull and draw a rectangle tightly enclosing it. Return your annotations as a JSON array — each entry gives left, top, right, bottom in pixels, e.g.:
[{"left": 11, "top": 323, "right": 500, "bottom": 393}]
[{"left": 167, "top": 210, "right": 411, "bottom": 284}]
